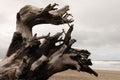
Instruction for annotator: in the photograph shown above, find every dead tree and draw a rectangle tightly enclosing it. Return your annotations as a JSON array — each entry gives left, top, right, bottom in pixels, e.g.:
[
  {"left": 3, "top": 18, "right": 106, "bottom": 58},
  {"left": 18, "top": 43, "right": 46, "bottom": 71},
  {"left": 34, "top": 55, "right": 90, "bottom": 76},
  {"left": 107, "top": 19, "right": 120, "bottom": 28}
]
[{"left": 0, "top": 3, "right": 98, "bottom": 80}]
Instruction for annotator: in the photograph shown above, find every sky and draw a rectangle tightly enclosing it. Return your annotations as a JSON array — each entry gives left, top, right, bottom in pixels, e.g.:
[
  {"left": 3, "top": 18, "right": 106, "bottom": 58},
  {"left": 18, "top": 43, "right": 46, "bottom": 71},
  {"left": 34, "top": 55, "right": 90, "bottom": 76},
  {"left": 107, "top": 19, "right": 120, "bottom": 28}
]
[{"left": 0, "top": 0, "right": 120, "bottom": 60}]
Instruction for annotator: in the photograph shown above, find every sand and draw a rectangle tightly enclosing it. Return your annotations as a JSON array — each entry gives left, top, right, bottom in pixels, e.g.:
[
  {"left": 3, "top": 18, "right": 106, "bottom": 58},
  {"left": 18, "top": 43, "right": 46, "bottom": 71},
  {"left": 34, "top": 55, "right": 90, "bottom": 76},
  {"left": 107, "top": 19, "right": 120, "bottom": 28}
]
[{"left": 49, "top": 70, "right": 120, "bottom": 80}]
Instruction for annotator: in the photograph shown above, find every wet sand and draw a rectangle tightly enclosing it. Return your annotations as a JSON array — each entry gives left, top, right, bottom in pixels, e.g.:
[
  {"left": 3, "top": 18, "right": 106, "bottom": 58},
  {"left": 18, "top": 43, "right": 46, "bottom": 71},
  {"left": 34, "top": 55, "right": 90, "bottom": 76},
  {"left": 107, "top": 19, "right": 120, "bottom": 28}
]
[{"left": 49, "top": 70, "right": 120, "bottom": 80}]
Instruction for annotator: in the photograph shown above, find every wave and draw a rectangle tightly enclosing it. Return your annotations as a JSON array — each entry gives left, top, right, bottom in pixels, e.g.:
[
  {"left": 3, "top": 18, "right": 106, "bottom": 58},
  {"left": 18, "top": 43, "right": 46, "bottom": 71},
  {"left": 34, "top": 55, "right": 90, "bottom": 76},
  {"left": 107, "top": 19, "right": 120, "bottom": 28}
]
[
  {"left": 91, "top": 60, "right": 120, "bottom": 71},
  {"left": 0, "top": 59, "right": 120, "bottom": 71}
]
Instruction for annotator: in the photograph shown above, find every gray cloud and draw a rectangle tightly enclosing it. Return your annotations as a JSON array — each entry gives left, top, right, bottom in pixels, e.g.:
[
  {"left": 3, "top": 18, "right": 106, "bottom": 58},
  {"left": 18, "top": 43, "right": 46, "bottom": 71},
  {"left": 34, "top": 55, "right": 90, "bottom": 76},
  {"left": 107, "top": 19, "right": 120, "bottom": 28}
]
[
  {"left": 71, "top": 0, "right": 120, "bottom": 48},
  {"left": 73, "top": 25, "right": 120, "bottom": 48},
  {"left": 0, "top": 13, "right": 8, "bottom": 23}
]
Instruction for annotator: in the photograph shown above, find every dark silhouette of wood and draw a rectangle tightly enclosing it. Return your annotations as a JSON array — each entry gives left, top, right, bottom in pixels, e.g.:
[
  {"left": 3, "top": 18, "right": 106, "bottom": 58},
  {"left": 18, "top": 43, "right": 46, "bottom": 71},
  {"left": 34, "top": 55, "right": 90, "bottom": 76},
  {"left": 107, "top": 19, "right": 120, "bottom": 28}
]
[{"left": 0, "top": 3, "right": 98, "bottom": 80}]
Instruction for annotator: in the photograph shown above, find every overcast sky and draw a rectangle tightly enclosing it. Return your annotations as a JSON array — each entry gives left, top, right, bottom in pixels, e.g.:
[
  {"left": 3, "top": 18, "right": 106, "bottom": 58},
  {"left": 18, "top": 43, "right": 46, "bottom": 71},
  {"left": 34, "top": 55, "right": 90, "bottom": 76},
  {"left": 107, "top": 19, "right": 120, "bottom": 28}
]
[{"left": 0, "top": 0, "right": 120, "bottom": 60}]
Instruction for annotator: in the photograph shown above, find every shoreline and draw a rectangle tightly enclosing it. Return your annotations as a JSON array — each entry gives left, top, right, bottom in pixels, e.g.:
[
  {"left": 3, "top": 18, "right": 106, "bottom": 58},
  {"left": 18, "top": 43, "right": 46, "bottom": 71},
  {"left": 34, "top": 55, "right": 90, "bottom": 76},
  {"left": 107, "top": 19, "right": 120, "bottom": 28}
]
[{"left": 49, "top": 69, "right": 120, "bottom": 80}]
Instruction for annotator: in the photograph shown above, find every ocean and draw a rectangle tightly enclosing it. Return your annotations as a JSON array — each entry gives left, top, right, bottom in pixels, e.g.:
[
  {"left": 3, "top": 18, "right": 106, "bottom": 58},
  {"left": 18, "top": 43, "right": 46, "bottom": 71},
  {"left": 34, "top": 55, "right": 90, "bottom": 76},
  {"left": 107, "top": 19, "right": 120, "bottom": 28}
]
[
  {"left": 0, "top": 59, "right": 120, "bottom": 71},
  {"left": 91, "top": 60, "right": 120, "bottom": 71}
]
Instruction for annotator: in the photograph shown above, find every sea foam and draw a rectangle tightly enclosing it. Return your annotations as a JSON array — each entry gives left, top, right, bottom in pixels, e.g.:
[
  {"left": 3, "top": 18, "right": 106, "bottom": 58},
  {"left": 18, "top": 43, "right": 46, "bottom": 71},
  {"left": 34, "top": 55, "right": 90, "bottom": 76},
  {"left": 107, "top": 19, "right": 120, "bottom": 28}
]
[{"left": 91, "top": 60, "right": 120, "bottom": 71}]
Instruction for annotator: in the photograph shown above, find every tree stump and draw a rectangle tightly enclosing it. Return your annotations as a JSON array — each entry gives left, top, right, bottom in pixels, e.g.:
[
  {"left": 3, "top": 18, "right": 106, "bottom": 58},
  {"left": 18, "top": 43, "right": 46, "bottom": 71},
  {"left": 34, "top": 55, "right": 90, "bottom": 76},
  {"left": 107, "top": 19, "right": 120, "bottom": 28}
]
[{"left": 0, "top": 3, "right": 98, "bottom": 80}]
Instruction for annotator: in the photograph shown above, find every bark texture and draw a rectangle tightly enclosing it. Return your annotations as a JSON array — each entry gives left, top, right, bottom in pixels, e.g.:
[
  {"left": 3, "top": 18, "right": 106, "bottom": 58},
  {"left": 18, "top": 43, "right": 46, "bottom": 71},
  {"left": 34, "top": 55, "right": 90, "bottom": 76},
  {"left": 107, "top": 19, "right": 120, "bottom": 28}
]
[{"left": 0, "top": 3, "right": 98, "bottom": 80}]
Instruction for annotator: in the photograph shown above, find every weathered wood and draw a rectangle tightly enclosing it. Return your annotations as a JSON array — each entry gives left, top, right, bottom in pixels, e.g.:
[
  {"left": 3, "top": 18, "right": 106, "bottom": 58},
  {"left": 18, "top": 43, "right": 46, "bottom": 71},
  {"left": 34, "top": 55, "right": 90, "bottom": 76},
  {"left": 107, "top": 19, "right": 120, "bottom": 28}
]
[
  {"left": 16, "top": 3, "right": 73, "bottom": 39},
  {"left": 6, "top": 32, "right": 23, "bottom": 57},
  {"left": 0, "top": 3, "right": 98, "bottom": 80}
]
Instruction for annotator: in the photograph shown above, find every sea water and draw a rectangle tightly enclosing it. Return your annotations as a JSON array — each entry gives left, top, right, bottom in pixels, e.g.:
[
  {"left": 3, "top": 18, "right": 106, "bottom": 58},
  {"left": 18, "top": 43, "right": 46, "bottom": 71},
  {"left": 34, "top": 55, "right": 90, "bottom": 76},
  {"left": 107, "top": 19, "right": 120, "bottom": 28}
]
[
  {"left": 0, "top": 59, "right": 120, "bottom": 71},
  {"left": 91, "top": 60, "right": 120, "bottom": 71}
]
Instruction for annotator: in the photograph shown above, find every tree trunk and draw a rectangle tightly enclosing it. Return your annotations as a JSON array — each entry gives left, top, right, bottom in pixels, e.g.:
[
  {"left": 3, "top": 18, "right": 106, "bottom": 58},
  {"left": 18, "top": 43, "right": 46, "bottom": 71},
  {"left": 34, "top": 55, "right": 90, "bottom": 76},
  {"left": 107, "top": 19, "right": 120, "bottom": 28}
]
[{"left": 0, "top": 3, "right": 98, "bottom": 80}]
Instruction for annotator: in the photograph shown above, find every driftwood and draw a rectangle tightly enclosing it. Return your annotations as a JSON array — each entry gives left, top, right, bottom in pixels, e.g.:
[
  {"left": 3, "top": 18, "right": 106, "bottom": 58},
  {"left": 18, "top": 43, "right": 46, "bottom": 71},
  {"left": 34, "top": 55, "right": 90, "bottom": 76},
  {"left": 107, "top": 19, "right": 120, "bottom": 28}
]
[{"left": 0, "top": 3, "right": 98, "bottom": 80}]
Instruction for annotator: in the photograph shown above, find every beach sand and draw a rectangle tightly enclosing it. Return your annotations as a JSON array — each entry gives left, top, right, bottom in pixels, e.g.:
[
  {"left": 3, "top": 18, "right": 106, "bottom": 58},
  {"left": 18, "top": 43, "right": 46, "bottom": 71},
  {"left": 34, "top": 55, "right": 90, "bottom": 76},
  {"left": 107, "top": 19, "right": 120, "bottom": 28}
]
[{"left": 49, "top": 70, "right": 120, "bottom": 80}]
